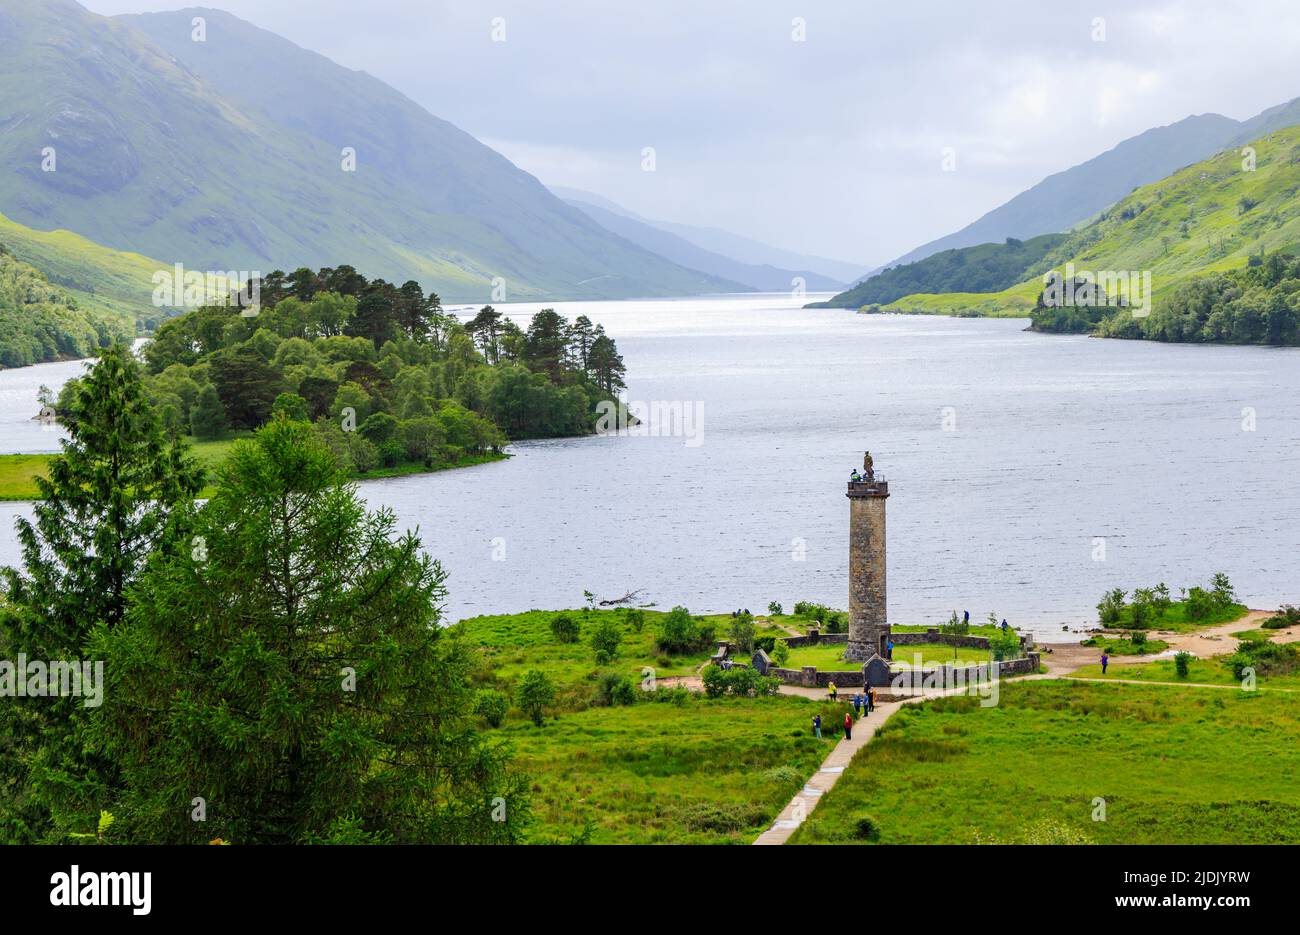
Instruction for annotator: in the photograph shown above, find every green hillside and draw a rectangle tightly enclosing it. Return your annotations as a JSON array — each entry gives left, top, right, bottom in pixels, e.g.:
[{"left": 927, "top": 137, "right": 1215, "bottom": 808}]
[
  {"left": 0, "top": 244, "right": 132, "bottom": 367},
  {"left": 808, "top": 233, "right": 1065, "bottom": 309},
  {"left": 0, "top": 211, "right": 166, "bottom": 323},
  {"left": 873, "top": 124, "right": 1300, "bottom": 342},
  {"left": 0, "top": 1, "right": 742, "bottom": 303}
]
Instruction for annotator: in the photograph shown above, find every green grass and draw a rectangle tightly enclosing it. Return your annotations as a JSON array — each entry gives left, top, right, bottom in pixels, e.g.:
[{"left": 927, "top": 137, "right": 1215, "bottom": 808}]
[
  {"left": 1081, "top": 635, "right": 1170, "bottom": 656},
  {"left": 503, "top": 694, "right": 838, "bottom": 844},
  {"left": 0, "top": 436, "right": 501, "bottom": 500},
  {"left": 1108, "top": 600, "right": 1249, "bottom": 633},
  {"left": 784, "top": 641, "right": 990, "bottom": 670},
  {"left": 1072, "top": 653, "right": 1300, "bottom": 689},
  {"left": 791, "top": 679, "right": 1300, "bottom": 844}
]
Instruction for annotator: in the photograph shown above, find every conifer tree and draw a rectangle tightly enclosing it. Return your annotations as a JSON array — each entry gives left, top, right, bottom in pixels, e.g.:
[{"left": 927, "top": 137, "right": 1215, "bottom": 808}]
[
  {"left": 90, "top": 417, "right": 530, "bottom": 843},
  {"left": 0, "top": 343, "right": 203, "bottom": 841}
]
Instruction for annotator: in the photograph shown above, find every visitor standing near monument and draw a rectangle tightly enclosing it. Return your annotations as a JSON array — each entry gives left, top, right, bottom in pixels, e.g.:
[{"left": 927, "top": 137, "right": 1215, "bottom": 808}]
[
  {"left": 843, "top": 711, "right": 853, "bottom": 740},
  {"left": 866, "top": 685, "right": 876, "bottom": 713},
  {"left": 828, "top": 681, "right": 838, "bottom": 702},
  {"left": 852, "top": 693, "right": 862, "bottom": 717},
  {"left": 812, "top": 713, "right": 822, "bottom": 739},
  {"left": 886, "top": 637, "right": 893, "bottom": 659}
]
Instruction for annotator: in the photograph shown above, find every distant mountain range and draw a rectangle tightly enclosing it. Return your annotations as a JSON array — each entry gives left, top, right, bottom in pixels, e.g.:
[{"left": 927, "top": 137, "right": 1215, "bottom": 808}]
[
  {"left": 551, "top": 186, "right": 864, "bottom": 289},
  {"left": 0, "top": 0, "right": 748, "bottom": 303},
  {"left": 865, "top": 97, "right": 1300, "bottom": 282}
]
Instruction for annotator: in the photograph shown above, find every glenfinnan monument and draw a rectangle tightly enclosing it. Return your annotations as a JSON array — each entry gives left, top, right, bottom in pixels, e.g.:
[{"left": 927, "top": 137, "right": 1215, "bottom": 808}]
[{"left": 844, "top": 451, "right": 890, "bottom": 662}]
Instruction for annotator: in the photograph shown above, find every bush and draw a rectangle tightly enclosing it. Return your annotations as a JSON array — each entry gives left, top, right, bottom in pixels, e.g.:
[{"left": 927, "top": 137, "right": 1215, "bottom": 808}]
[
  {"left": 517, "top": 670, "right": 555, "bottom": 726},
  {"left": 1097, "top": 588, "right": 1126, "bottom": 626},
  {"left": 772, "top": 639, "right": 790, "bottom": 666},
  {"left": 730, "top": 611, "right": 756, "bottom": 654},
  {"left": 1130, "top": 630, "right": 1148, "bottom": 649},
  {"left": 1263, "top": 605, "right": 1300, "bottom": 629},
  {"left": 1184, "top": 586, "right": 1215, "bottom": 621},
  {"left": 624, "top": 608, "right": 645, "bottom": 632},
  {"left": 853, "top": 814, "right": 882, "bottom": 842},
  {"left": 702, "top": 664, "right": 780, "bottom": 698},
  {"left": 378, "top": 439, "right": 405, "bottom": 468},
  {"left": 475, "top": 688, "right": 509, "bottom": 727},
  {"left": 550, "top": 613, "right": 580, "bottom": 644},
  {"left": 589, "top": 616, "right": 623, "bottom": 664},
  {"left": 988, "top": 627, "right": 1021, "bottom": 662},
  {"left": 1174, "top": 651, "right": 1192, "bottom": 679},
  {"left": 657, "top": 605, "right": 713, "bottom": 655},
  {"left": 753, "top": 636, "right": 776, "bottom": 655},
  {"left": 1226, "top": 640, "right": 1300, "bottom": 680},
  {"left": 595, "top": 673, "right": 637, "bottom": 707},
  {"left": 767, "top": 601, "right": 783, "bottom": 616},
  {"left": 825, "top": 611, "right": 846, "bottom": 633}
]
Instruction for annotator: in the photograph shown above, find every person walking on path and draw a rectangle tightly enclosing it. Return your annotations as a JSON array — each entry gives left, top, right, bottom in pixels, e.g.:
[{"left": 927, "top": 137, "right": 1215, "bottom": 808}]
[
  {"left": 852, "top": 693, "right": 862, "bottom": 717},
  {"left": 812, "top": 713, "right": 822, "bottom": 739},
  {"left": 1101, "top": 652, "right": 1109, "bottom": 675},
  {"left": 828, "top": 681, "right": 837, "bottom": 702},
  {"left": 843, "top": 711, "right": 853, "bottom": 741},
  {"left": 866, "top": 685, "right": 876, "bottom": 713}
]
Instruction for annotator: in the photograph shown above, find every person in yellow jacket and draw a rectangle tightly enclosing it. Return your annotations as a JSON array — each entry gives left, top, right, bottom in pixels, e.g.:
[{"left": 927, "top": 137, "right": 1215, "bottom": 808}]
[{"left": 827, "top": 681, "right": 837, "bottom": 702}]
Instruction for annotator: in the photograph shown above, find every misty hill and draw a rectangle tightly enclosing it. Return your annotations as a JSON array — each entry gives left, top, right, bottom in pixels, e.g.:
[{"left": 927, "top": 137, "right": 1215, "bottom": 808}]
[
  {"left": 0, "top": 0, "right": 742, "bottom": 302},
  {"left": 550, "top": 185, "right": 863, "bottom": 286},
  {"left": 557, "top": 193, "right": 844, "bottom": 292}
]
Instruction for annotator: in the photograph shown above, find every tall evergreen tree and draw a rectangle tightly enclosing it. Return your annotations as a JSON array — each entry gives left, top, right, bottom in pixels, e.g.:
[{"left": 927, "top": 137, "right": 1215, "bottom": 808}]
[
  {"left": 90, "top": 418, "right": 530, "bottom": 843},
  {"left": 0, "top": 344, "right": 203, "bottom": 841}
]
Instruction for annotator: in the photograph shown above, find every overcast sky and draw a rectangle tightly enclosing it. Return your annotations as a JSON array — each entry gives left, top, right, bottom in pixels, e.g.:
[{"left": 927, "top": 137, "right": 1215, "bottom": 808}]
[{"left": 84, "top": 0, "right": 1300, "bottom": 267}]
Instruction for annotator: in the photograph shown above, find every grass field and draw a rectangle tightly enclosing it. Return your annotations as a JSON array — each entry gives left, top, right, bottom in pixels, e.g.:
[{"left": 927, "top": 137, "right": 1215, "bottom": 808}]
[
  {"left": 1110, "top": 600, "right": 1250, "bottom": 633},
  {"left": 504, "top": 694, "right": 839, "bottom": 843},
  {"left": 0, "top": 436, "right": 504, "bottom": 500},
  {"left": 1072, "top": 655, "right": 1300, "bottom": 689},
  {"left": 784, "top": 641, "right": 991, "bottom": 670},
  {"left": 791, "top": 679, "right": 1300, "bottom": 844},
  {"left": 1081, "top": 634, "right": 1170, "bottom": 656}
]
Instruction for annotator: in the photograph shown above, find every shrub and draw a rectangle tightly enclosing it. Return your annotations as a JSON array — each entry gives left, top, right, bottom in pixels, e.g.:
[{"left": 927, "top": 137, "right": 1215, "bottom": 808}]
[
  {"left": 475, "top": 688, "right": 509, "bottom": 727},
  {"left": 988, "top": 627, "right": 1021, "bottom": 662},
  {"left": 1184, "top": 586, "right": 1215, "bottom": 621},
  {"left": 595, "top": 672, "right": 637, "bottom": 707},
  {"left": 378, "top": 439, "right": 405, "bottom": 468},
  {"left": 1097, "top": 588, "right": 1126, "bottom": 626},
  {"left": 1263, "top": 605, "right": 1300, "bottom": 629},
  {"left": 624, "top": 608, "right": 645, "bottom": 632},
  {"left": 1174, "top": 651, "right": 1192, "bottom": 679},
  {"left": 589, "top": 616, "right": 623, "bottom": 664},
  {"left": 730, "top": 611, "right": 756, "bottom": 654},
  {"left": 767, "top": 601, "right": 783, "bottom": 616},
  {"left": 825, "top": 611, "right": 846, "bottom": 633},
  {"left": 701, "top": 664, "right": 728, "bottom": 698},
  {"left": 941, "top": 610, "right": 969, "bottom": 635},
  {"left": 853, "top": 814, "right": 882, "bottom": 842},
  {"left": 753, "top": 635, "right": 776, "bottom": 655},
  {"left": 1226, "top": 640, "right": 1300, "bottom": 680},
  {"left": 517, "top": 670, "right": 555, "bottom": 726},
  {"left": 1210, "top": 572, "right": 1236, "bottom": 608},
  {"left": 702, "top": 665, "right": 780, "bottom": 698},
  {"left": 657, "top": 605, "right": 713, "bottom": 655},
  {"left": 772, "top": 639, "right": 790, "bottom": 666},
  {"left": 1130, "top": 630, "right": 1148, "bottom": 649},
  {"left": 550, "top": 613, "right": 580, "bottom": 644}
]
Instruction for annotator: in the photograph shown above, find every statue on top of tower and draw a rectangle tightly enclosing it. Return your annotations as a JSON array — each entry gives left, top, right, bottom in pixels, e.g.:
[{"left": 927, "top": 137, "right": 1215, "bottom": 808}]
[{"left": 863, "top": 451, "right": 874, "bottom": 481}]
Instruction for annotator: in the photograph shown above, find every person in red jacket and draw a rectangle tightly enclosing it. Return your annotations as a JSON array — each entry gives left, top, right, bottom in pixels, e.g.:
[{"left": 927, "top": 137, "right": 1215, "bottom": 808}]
[{"left": 843, "top": 711, "right": 853, "bottom": 740}]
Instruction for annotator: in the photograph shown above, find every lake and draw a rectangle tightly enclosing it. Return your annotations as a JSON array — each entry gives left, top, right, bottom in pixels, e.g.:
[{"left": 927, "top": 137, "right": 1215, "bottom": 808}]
[{"left": 2, "top": 294, "right": 1298, "bottom": 639}]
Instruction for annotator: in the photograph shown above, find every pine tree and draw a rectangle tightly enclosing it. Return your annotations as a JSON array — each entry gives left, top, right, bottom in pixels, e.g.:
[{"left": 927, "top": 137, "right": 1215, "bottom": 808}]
[
  {"left": 90, "top": 417, "right": 530, "bottom": 843},
  {"left": 0, "top": 343, "right": 203, "bottom": 841},
  {"left": 190, "top": 383, "right": 226, "bottom": 439}
]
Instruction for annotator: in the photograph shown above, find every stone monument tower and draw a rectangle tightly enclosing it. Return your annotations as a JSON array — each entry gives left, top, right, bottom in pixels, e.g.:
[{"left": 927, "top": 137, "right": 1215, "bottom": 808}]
[{"left": 845, "top": 451, "right": 890, "bottom": 662}]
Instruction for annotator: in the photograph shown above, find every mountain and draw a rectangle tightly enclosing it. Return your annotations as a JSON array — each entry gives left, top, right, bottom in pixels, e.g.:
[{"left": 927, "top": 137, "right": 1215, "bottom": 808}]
[
  {"left": 0, "top": 1, "right": 742, "bottom": 302},
  {"left": 807, "top": 233, "right": 1065, "bottom": 309},
  {"left": 0, "top": 210, "right": 168, "bottom": 323},
  {"left": 873, "top": 114, "right": 1243, "bottom": 276},
  {"left": 550, "top": 185, "right": 864, "bottom": 285},
  {"left": 875, "top": 123, "right": 1300, "bottom": 330},
  {"left": 556, "top": 193, "right": 845, "bottom": 292},
  {"left": 0, "top": 239, "right": 133, "bottom": 367}
]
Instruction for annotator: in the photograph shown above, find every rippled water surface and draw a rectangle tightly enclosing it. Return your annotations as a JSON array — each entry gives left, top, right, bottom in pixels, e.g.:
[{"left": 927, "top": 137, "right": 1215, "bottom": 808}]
[{"left": 2, "top": 295, "right": 1298, "bottom": 638}]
